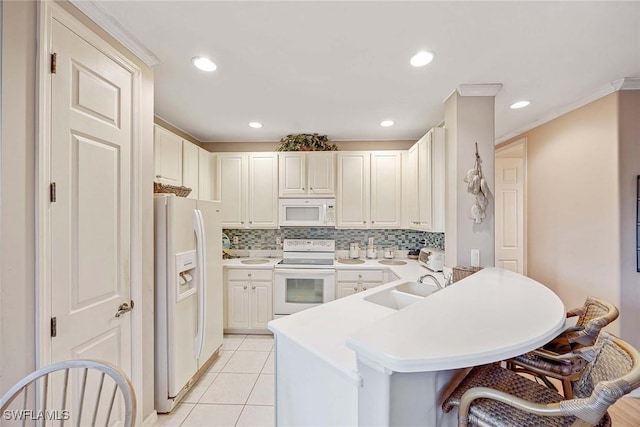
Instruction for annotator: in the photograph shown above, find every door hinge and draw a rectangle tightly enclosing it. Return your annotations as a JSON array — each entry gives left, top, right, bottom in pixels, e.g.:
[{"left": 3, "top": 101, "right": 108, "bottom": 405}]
[
  {"left": 50, "top": 182, "right": 56, "bottom": 203},
  {"left": 51, "top": 317, "right": 57, "bottom": 338},
  {"left": 50, "top": 53, "right": 57, "bottom": 74}
]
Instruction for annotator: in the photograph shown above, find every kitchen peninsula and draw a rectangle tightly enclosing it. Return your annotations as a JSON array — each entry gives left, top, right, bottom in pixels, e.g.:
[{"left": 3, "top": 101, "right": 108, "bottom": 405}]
[{"left": 268, "top": 268, "right": 566, "bottom": 427}]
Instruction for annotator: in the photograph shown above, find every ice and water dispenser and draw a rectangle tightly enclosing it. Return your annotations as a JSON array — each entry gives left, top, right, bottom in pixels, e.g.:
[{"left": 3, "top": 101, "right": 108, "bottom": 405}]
[{"left": 176, "top": 250, "right": 197, "bottom": 301}]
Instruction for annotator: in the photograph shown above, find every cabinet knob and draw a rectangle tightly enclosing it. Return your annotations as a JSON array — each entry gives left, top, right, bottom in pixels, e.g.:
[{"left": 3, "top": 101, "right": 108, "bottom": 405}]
[
  {"left": 358, "top": 274, "right": 362, "bottom": 278},
  {"left": 252, "top": 285, "right": 256, "bottom": 290},
  {"left": 302, "top": 187, "right": 305, "bottom": 190},
  {"left": 248, "top": 273, "right": 252, "bottom": 277},
  {"left": 249, "top": 221, "right": 253, "bottom": 224},
  {"left": 353, "top": 286, "right": 359, "bottom": 291},
  {"left": 363, "top": 287, "right": 367, "bottom": 291},
  {"left": 371, "top": 221, "right": 375, "bottom": 224},
  {"left": 363, "top": 221, "right": 366, "bottom": 224},
  {"left": 243, "top": 285, "right": 247, "bottom": 290},
  {"left": 155, "top": 174, "right": 162, "bottom": 178},
  {"left": 310, "top": 187, "right": 313, "bottom": 190}
]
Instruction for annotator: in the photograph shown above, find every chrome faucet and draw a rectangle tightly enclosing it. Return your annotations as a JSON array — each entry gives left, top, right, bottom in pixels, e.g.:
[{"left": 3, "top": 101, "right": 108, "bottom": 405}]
[
  {"left": 418, "top": 274, "right": 443, "bottom": 290},
  {"left": 418, "top": 273, "right": 453, "bottom": 290}
]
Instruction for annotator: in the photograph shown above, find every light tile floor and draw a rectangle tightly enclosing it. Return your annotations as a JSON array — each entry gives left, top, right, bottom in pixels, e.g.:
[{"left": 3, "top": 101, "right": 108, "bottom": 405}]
[{"left": 155, "top": 334, "right": 275, "bottom": 427}]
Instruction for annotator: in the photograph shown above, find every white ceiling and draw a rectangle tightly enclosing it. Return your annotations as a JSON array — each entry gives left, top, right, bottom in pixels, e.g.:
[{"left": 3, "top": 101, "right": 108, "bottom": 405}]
[{"left": 89, "top": 1, "right": 640, "bottom": 143}]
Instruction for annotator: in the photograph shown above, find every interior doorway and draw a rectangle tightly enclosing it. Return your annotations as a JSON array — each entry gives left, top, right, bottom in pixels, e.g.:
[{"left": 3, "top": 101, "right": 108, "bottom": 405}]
[{"left": 495, "top": 138, "right": 526, "bottom": 274}]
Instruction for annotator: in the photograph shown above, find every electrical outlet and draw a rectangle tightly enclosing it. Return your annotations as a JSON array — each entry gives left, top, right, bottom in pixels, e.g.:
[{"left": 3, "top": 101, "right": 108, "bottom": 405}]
[
  {"left": 471, "top": 249, "right": 480, "bottom": 267},
  {"left": 232, "top": 236, "right": 239, "bottom": 245}
]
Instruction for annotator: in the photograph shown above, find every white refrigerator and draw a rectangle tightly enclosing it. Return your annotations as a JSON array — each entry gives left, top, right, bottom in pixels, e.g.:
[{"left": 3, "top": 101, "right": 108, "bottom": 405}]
[{"left": 154, "top": 194, "right": 223, "bottom": 413}]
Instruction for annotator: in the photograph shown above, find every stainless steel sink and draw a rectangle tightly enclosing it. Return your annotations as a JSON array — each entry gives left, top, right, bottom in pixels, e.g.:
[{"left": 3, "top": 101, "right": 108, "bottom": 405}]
[
  {"left": 378, "top": 260, "right": 407, "bottom": 266},
  {"left": 336, "top": 258, "right": 365, "bottom": 264},
  {"left": 240, "top": 258, "right": 270, "bottom": 265}
]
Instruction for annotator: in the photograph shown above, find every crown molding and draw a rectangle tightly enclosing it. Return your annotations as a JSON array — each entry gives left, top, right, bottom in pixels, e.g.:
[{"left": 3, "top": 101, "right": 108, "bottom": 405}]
[
  {"left": 457, "top": 83, "right": 503, "bottom": 97},
  {"left": 611, "top": 77, "right": 640, "bottom": 91},
  {"left": 69, "top": 0, "right": 160, "bottom": 67}
]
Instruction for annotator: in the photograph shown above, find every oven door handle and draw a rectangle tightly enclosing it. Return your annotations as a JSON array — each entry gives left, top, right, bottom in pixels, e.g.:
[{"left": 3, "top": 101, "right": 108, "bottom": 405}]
[{"left": 274, "top": 269, "right": 336, "bottom": 276}]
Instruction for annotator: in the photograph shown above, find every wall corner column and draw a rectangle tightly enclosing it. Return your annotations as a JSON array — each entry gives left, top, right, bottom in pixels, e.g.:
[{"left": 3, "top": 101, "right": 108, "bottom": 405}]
[{"left": 444, "top": 85, "right": 499, "bottom": 268}]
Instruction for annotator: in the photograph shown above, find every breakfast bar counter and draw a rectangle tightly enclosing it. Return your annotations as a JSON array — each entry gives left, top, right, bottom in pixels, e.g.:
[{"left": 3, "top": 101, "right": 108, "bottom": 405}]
[{"left": 268, "top": 267, "right": 566, "bottom": 427}]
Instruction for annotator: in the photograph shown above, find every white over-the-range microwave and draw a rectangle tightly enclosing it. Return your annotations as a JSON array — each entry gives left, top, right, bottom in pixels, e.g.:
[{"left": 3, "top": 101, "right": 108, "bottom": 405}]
[{"left": 279, "top": 198, "right": 335, "bottom": 227}]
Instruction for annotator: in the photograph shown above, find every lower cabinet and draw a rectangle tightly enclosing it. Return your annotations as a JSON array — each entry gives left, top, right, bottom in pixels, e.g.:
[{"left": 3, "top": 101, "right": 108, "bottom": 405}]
[
  {"left": 226, "top": 269, "right": 273, "bottom": 331},
  {"left": 335, "top": 269, "right": 384, "bottom": 299}
]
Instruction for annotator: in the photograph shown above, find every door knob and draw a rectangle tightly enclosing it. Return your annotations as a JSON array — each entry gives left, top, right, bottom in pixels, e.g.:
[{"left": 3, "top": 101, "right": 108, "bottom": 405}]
[{"left": 115, "top": 301, "right": 134, "bottom": 318}]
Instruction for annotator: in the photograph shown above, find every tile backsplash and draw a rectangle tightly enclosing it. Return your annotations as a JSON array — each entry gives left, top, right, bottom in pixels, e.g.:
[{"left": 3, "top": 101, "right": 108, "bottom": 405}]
[{"left": 223, "top": 228, "right": 444, "bottom": 250}]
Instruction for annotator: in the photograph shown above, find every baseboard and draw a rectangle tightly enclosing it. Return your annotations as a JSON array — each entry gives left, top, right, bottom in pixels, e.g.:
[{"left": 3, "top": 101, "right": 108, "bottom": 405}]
[{"left": 142, "top": 410, "right": 158, "bottom": 427}]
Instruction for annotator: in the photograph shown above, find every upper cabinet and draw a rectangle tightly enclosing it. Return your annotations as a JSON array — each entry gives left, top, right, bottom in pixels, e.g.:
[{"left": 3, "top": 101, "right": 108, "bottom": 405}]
[
  {"left": 336, "top": 151, "right": 402, "bottom": 229},
  {"left": 154, "top": 125, "right": 216, "bottom": 200},
  {"left": 406, "top": 127, "right": 445, "bottom": 232},
  {"left": 154, "top": 125, "right": 182, "bottom": 186},
  {"left": 278, "top": 152, "right": 335, "bottom": 197},
  {"left": 217, "top": 153, "right": 278, "bottom": 229},
  {"left": 182, "top": 141, "right": 199, "bottom": 199}
]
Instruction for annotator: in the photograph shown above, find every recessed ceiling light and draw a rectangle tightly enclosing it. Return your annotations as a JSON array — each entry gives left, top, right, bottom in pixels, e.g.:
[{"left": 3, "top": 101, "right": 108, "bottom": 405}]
[
  {"left": 249, "top": 122, "right": 263, "bottom": 128},
  {"left": 192, "top": 56, "right": 217, "bottom": 72},
  {"left": 510, "top": 101, "right": 530, "bottom": 109},
  {"left": 380, "top": 120, "right": 395, "bottom": 127},
  {"left": 410, "top": 51, "right": 434, "bottom": 67}
]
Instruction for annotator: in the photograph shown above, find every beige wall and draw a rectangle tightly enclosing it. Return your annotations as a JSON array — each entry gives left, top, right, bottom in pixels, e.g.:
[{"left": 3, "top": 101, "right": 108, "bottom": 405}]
[
  {"left": 504, "top": 93, "right": 627, "bottom": 338},
  {"left": 617, "top": 90, "right": 640, "bottom": 347},
  {"left": 204, "top": 139, "right": 414, "bottom": 152},
  {"left": 1, "top": 0, "right": 37, "bottom": 390},
  {"left": 155, "top": 116, "right": 203, "bottom": 147},
  {"left": 1, "top": 0, "right": 156, "bottom": 421}
]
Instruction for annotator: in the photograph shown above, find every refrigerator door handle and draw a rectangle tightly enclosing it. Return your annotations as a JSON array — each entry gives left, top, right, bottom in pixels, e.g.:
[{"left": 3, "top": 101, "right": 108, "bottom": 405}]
[{"left": 193, "top": 208, "right": 207, "bottom": 360}]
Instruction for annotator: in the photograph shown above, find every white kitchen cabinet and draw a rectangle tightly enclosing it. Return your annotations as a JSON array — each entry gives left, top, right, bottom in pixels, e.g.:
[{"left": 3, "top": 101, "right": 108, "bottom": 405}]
[
  {"left": 279, "top": 152, "right": 335, "bottom": 197},
  {"left": 154, "top": 125, "right": 183, "bottom": 186},
  {"left": 407, "top": 128, "right": 445, "bottom": 232},
  {"left": 217, "top": 153, "right": 278, "bottom": 228},
  {"left": 405, "top": 143, "right": 420, "bottom": 227},
  {"left": 336, "top": 151, "right": 402, "bottom": 228},
  {"left": 336, "top": 152, "right": 370, "bottom": 228},
  {"left": 370, "top": 152, "right": 402, "bottom": 227},
  {"left": 226, "top": 269, "right": 273, "bottom": 331},
  {"left": 198, "top": 148, "right": 215, "bottom": 201},
  {"left": 182, "top": 140, "right": 199, "bottom": 199},
  {"left": 335, "top": 269, "right": 384, "bottom": 299}
]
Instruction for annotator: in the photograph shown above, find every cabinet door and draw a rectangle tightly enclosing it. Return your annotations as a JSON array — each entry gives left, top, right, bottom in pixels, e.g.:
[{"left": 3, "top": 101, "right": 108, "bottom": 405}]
[
  {"left": 337, "top": 153, "right": 370, "bottom": 228},
  {"left": 250, "top": 281, "right": 273, "bottom": 330},
  {"left": 154, "top": 125, "right": 183, "bottom": 186},
  {"left": 182, "top": 141, "right": 199, "bottom": 199},
  {"left": 370, "top": 152, "right": 402, "bottom": 228},
  {"left": 430, "top": 128, "right": 446, "bottom": 232},
  {"left": 218, "top": 154, "right": 246, "bottom": 227},
  {"left": 227, "top": 281, "right": 249, "bottom": 329},
  {"left": 248, "top": 153, "right": 278, "bottom": 228},
  {"left": 308, "top": 152, "right": 335, "bottom": 196},
  {"left": 406, "top": 143, "right": 420, "bottom": 228},
  {"left": 417, "top": 132, "right": 433, "bottom": 230},
  {"left": 336, "top": 282, "right": 359, "bottom": 299},
  {"left": 198, "top": 148, "right": 212, "bottom": 201},
  {"left": 279, "top": 153, "right": 306, "bottom": 197}
]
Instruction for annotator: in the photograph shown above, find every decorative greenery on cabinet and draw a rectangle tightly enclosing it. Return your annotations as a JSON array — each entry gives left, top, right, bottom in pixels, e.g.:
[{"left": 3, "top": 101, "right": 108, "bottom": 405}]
[{"left": 276, "top": 133, "right": 338, "bottom": 151}]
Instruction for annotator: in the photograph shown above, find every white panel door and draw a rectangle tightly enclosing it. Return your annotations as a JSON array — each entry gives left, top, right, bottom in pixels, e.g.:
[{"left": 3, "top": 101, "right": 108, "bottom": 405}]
[
  {"left": 495, "top": 157, "right": 525, "bottom": 273},
  {"left": 279, "top": 152, "right": 306, "bottom": 197},
  {"left": 308, "top": 152, "right": 336, "bottom": 197},
  {"left": 217, "top": 154, "right": 246, "bottom": 227},
  {"left": 248, "top": 153, "right": 278, "bottom": 228},
  {"left": 337, "top": 153, "right": 370, "bottom": 228},
  {"left": 50, "top": 18, "right": 132, "bottom": 382},
  {"left": 370, "top": 152, "right": 402, "bottom": 228},
  {"left": 182, "top": 140, "right": 199, "bottom": 199},
  {"left": 154, "top": 125, "right": 183, "bottom": 186}
]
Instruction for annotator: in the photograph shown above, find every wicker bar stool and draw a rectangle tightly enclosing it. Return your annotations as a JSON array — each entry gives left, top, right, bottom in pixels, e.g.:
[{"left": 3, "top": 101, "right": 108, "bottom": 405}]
[
  {"left": 442, "top": 332, "right": 640, "bottom": 427},
  {"left": 507, "top": 296, "right": 619, "bottom": 398}
]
